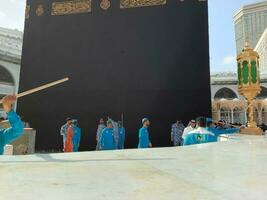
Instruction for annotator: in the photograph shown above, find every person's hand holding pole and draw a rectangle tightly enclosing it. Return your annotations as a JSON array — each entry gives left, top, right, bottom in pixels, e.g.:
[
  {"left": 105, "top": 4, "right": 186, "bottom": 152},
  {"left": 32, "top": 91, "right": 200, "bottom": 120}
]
[{"left": 2, "top": 95, "right": 17, "bottom": 113}]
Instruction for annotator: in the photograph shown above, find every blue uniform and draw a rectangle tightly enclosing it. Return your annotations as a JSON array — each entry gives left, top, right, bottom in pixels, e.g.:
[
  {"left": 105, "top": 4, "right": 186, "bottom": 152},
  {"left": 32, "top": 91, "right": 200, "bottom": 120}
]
[
  {"left": 72, "top": 125, "right": 81, "bottom": 152},
  {"left": 138, "top": 127, "right": 151, "bottom": 148},
  {"left": 0, "top": 111, "right": 24, "bottom": 155},
  {"left": 183, "top": 127, "right": 215, "bottom": 146},
  {"left": 100, "top": 128, "right": 116, "bottom": 150},
  {"left": 118, "top": 127, "right": 125, "bottom": 149},
  {"left": 207, "top": 127, "right": 239, "bottom": 142}
]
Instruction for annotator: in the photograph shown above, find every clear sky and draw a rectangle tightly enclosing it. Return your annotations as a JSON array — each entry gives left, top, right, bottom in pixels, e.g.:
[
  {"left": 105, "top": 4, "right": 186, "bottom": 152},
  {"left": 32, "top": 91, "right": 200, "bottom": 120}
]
[
  {"left": 208, "top": 0, "right": 263, "bottom": 72},
  {"left": 0, "top": 0, "right": 263, "bottom": 73},
  {"left": 0, "top": 0, "right": 26, "bottom": 31}
]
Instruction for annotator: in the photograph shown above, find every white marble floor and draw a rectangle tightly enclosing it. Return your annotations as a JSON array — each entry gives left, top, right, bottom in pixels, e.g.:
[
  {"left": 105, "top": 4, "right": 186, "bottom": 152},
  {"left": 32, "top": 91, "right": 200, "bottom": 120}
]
[{"left": 1, "top": 134, "right": 267, "bottom": 200}]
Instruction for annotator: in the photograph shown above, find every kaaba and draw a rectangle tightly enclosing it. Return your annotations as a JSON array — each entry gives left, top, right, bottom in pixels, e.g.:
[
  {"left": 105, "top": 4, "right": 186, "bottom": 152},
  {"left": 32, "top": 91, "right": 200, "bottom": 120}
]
[{"left": 18, "top": 0, "right": 211, "bottom": 151}]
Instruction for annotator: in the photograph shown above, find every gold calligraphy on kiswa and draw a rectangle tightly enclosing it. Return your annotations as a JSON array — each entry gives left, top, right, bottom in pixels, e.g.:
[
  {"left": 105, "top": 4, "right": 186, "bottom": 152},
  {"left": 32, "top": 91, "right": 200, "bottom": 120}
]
[
  {"left": 120, "top": 0, "right": 166, "bottom": 9},
  {"left": 36, "top": 4, "right": 45, "bottom": 16},
  {"left": 51, "top": 0, "right": 91, "bottom": 15}
]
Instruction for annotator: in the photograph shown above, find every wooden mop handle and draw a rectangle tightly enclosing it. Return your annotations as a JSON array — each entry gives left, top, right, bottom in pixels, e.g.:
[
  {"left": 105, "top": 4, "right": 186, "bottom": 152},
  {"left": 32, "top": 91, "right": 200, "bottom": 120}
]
[
  {"left": 0, "top": 77, "right": 69, "bottom": 104},
  {"left": 212, "top": 120, "right": 241, "bottom": 129}
]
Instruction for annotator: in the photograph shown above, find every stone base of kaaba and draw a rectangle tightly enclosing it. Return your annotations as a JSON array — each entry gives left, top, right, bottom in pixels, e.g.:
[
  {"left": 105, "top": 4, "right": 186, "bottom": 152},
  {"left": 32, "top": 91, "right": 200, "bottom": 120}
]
[
  {"left": 3, "top": 128, "right": 36, "bottom": 155},
  {"left": 11, "top": 128, "right": 36, "bottom": 155},
  {"left": 0, "top": 120, "right": 36, "bottom": 155},
  {"left": 3, "top": 145, "right": 13, "bottom": 155},
  {"left": 1, "top": 134, "right": 267, "bottom": 200}
]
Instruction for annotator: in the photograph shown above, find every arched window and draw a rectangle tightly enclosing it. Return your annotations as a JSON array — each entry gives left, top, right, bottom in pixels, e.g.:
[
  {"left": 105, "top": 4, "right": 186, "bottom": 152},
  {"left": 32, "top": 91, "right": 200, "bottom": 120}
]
[
  {"left": 0, "top": 65, "right": 14, "bottom": 85},
  {"left": 220, "top": 108, "right": 230, "bottom": 123},
  {"left": 254, "top": 108, "right": 259, "bottom": 125},
  {"left": 0, "top": 66, "right": 15, "bottom": 115},
  {"left": 233, "top": 107, "right": 245, "bottom": 124},
  {"left": 214, "top": 87, "right": 237, "bottom": 100}
]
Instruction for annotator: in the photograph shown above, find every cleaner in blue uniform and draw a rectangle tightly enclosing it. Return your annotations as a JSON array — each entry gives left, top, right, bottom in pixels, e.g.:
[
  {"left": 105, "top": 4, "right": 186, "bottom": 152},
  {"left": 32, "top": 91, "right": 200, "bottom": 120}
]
[
  {"left": 183, "top": 117, "right": 215, "bottom": 146},
  {"left": 72, "top": 119, "right": 81, "bottom": 152},
  {"left": 206, "top": 119, "right": 239, "bottom": 142},
  {"left": 138, "top": 118, "right": 152, "bottom": 149},
  {"left": 100, "top": 120, "right": 116, "bottom": 150},
  {"left": 0, "top": 95, "right": 24, "bottom": 155},
  {"left": 117, "top": 121, "right": 125, "bottom": 149}
]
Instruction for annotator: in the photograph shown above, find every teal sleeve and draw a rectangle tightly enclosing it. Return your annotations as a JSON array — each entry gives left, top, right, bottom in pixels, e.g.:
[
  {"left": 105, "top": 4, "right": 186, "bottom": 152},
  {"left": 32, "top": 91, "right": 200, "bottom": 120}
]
[
  {"left": 2, "top": 111, "right": 24, "bottom": 145},
  {"left": 183, "top": 134, "right": 193, "bottom": 146},
  {"left": 215, "top": 128, "right": 239, "bottom": 136},
  {"left": 224, "top": 128, "right": 239, "bottom": 134}
]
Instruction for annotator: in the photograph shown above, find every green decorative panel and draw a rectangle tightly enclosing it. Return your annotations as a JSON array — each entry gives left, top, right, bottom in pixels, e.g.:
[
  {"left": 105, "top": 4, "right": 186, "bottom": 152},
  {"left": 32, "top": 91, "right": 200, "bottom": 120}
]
[
  {"left": 242, "top": 61, "right": 249, "bottom": 84},
  {"left": 238, "top": 62, "right": 242, "bottom": 85},
  {"left": 251, "top": 60, "right": 257, "bottom": 84}
]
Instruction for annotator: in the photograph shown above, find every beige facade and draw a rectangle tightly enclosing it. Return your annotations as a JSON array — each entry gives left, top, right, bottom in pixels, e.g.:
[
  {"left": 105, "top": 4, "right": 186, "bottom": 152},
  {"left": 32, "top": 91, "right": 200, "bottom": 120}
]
[
  {"left": 255, "top": 28, "right": 267, "bottom": 77},
  {"left": 216, "top": 5, "right": 267, "bottom": 125},
  {"left": 211, "top": 72, "right": 267, "bottom": 125},
  {"left": 234, "top": 1, "right": 267, "bottom": 55}
]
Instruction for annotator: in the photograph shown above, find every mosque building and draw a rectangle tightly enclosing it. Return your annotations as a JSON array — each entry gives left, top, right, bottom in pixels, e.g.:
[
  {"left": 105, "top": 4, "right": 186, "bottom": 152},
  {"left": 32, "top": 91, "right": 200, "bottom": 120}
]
[
  {"left": 0, "top": 27, "right": 23, "bottom": 116},
  {"left": 211, "top": 72, "right": 267, "bottom": 125},
  {"left": 234, "top": 1, "right": 267, "bottom": 55},
  {"left": 211, "top": 1, "right": 267, "bottom": 125},
  {"left": 211, "top": 27, "right": 267, "bottom": 125}
]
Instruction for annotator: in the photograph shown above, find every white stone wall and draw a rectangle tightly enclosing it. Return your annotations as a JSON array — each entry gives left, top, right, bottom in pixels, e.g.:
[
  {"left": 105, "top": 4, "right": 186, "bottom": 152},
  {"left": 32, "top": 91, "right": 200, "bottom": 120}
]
[
  {"left": 211, "top": 83, "right": 267, "bottom": 101},
  {"left": 234, "top": 1, "right": 267, "bottom": 55},
  {"left": 0, "top": 59, "right": 20, "bottom": 93},
  {"left": 211, "top": 84, "right": 243, "bottom": 100},
  {"left": 0, "top": 60, "right": 21, "bottom": 116},
  {"left": 255, "top": 28, "right": 267, "bottom": 76},
  {"left": 0, "top": 27, "right": 22, "bottom": 58},
  {"left": 0, "top": 27, "right": 22, "bottom": 116}
]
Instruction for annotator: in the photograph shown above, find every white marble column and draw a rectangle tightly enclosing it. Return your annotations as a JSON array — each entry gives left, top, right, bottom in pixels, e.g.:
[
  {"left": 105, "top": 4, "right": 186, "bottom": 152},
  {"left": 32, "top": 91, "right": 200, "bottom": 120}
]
[
  {"left": 218, "top": 110, "right": 221, "bottom": 121},
  {"left": 245, "top": 111, "right": 248, "bottom": 124},
  {"left": 258, "top": 111, "right": 262, "bottom": 125},
  {"left": 231, "top": 109, "right": 234, "bottom": 123}
]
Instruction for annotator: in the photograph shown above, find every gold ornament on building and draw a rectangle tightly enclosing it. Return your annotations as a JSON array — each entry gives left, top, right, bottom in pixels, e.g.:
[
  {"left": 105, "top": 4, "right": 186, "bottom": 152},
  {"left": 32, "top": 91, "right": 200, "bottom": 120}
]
[
  {"left": 237, "top": 43, "right": 263, "bottom": 135},
  {"left": 36, "top": 4, "right": 44, "bottom": 16},
  {"left": 25, "top": 5, "right": 30, "bottom": 19},
  {"left": 100, "top": 0, "right": 111, "bottom": 10}
]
